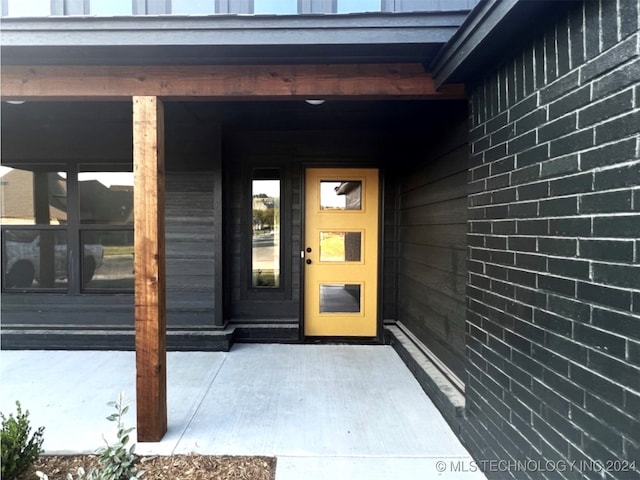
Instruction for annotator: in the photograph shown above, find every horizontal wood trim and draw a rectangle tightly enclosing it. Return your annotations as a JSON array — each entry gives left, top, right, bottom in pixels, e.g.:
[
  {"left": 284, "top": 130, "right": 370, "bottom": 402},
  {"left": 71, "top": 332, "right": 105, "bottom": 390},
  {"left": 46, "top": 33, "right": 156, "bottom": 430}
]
[
  {"left": 1, "top": 64, "right": 466, "bottom": 100},
  {"left": 400, "top": 195, "right": 467, "bottom": 225}
]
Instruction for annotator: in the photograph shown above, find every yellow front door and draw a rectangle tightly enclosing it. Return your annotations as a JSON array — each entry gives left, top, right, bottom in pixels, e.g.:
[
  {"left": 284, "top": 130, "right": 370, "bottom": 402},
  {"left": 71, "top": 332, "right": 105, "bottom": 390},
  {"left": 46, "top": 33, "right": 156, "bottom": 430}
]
[{"left": 304, "top": 168, "right": 379, "bottom": 337}]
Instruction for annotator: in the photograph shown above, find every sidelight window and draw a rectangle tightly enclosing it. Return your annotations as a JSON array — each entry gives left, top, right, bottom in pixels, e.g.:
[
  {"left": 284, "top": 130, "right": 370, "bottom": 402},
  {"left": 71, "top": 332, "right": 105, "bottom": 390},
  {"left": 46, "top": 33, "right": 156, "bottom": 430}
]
[{"left": 251, "top": 169, "right": 281, "bottom": 288}]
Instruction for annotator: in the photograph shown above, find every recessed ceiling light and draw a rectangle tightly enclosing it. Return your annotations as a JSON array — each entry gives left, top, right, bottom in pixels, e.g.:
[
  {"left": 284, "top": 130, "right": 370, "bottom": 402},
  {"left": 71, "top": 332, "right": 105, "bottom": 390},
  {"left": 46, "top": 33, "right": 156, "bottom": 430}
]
[
  {"left": 305, "top": 99, "right": 325, "bottom": 105},
  {"left": 5, "top": 100, "right": 26, "bottom": 105}
]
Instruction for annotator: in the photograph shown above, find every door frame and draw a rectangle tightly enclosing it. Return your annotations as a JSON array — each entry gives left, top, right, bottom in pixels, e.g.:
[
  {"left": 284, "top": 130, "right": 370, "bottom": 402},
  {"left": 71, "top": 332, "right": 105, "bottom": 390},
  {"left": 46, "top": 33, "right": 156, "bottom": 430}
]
[{"left": 300, "top": 163, "right": 385, "bottom": 344}]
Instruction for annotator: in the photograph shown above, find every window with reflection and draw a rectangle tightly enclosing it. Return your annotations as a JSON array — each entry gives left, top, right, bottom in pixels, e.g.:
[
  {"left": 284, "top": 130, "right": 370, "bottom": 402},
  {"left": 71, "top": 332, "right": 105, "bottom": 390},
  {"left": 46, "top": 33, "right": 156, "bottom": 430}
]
[
  {"left": 79, "top": 171, "right": 134, "bottom": 225},
  {"left": 1, "top": 165, "right": 133, "bottom": 293},
  {"left": 319, "top": 231, "right": 362, "bottom": 262},
  {"left": 3, "top": 229, "right": 68, "bottom": 290},
  {"left": 254, "top": 0, "right": 298, "bottom": 14},
  {"left": 90, "top": 0, "right": 132, "bottom": 15},
  {"left": 320, "top": 180, "right": 362, "bottom": 210},
  {"left": 7, "top": 0, "right": 50, "bottom": 16},
  {"left": 320, "top": 284, "right": 361, "bottom": 313},
  {"left": 81, "top": 231, "right": 133, "bottom": 291},
  {"left": 337, "top": 0, "right": 380, "bottom": 13},
  {"left": 0, "top": 167, "right": 67, "bottom": 225},
  {"left": 79, "top": 168, "right": 133, "bottom": 292},
  {"left": 252, "top": 169, "right": 281, "bottom": 288},
  {"left": 172, "top": 0, "right": 215, "bottom": 14}
]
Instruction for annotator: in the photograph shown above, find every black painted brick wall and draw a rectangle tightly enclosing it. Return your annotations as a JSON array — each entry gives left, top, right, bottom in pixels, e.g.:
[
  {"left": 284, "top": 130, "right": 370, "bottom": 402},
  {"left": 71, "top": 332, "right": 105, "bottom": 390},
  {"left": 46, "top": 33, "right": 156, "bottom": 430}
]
[{"left": 463, "top": 1, "right": 640, "bottom": 479}]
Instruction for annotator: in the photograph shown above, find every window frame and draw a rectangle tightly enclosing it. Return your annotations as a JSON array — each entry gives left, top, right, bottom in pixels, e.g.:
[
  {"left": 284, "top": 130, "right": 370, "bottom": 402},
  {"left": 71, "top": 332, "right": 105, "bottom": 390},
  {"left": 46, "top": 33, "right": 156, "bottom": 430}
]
[
  {"left": 1, "top": 163, "right": 134, "bottom": 295},
  {"left": 241, "top": 163, "right": 293, "bottom": 302}
]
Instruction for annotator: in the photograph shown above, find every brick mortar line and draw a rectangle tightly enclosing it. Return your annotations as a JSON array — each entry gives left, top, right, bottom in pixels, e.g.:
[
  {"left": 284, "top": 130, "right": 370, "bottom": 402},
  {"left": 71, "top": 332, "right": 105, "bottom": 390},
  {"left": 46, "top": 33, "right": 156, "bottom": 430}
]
[
  {"left": 468, "top": 186, "right": 640, "bottom": 207},
  {"left": 470, "top": 88, "right": 639, "bottom": 153},
  {"left": 466, "top": 319, "right": 640, "bottom": 382}
]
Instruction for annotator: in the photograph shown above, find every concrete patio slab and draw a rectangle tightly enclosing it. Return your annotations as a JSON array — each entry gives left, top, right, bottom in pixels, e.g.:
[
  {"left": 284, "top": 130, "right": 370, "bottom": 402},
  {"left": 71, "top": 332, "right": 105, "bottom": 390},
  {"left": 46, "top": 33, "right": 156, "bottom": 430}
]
[{"left": 0, "top": 344, "right": 485, "bottom": 479}]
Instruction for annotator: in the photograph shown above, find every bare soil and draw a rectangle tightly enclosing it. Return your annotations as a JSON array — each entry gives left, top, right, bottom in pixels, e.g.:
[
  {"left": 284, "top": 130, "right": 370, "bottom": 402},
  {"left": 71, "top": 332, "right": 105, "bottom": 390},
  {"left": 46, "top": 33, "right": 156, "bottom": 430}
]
[{"left": 20, "top": 454, "right": 276, "bottom": 480}]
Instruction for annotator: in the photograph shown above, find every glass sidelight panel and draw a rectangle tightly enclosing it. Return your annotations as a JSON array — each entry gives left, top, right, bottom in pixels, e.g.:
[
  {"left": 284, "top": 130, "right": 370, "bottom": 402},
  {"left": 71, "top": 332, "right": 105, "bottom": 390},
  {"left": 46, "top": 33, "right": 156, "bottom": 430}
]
[
  {"left": 319, "top": 284, "right": 361, "bottom": 313},
  {"left": 319, "top": 231, "right": 362, "bottom": 262},
  {"left": 320, "top": 181, "right": 362, "bottom": 210},
  {"left": 252, "top": 170, "right": 280, "bottom": 288}
]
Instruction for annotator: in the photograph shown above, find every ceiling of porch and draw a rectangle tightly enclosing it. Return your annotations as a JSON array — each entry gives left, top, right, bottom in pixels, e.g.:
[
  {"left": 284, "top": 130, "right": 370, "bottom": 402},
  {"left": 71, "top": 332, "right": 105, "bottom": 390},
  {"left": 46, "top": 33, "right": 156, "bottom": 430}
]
[{"left": 1, "top": 99, "right": 468, "bottom": 163}]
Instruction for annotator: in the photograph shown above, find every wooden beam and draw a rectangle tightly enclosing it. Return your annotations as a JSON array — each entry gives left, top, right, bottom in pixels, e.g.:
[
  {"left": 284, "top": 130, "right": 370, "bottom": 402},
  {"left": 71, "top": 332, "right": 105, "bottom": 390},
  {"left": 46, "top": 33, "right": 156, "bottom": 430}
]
[
  {"left": 133, "top": 96, "right": 167, "bottom": 442},
  {"left": 0, "top": 64, "right": 465, "bottom": 100}
]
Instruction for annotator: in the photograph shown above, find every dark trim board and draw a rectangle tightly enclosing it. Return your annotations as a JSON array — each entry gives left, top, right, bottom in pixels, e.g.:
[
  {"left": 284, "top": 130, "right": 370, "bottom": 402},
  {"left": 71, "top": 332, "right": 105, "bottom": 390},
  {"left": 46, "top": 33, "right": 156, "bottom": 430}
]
[{"left": 0, "top": 327, "right": 235, "bottom": 351}]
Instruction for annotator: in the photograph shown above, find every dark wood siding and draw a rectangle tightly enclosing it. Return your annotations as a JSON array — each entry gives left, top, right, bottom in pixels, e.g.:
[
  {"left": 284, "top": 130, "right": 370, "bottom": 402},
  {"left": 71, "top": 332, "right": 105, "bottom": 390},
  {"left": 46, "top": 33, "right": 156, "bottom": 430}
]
[
  {"left": 165, "top": 173, "right": 217, "bottom": 326},
  {"left": 395, "top": 119, "right": 468, "bottom": 379}
]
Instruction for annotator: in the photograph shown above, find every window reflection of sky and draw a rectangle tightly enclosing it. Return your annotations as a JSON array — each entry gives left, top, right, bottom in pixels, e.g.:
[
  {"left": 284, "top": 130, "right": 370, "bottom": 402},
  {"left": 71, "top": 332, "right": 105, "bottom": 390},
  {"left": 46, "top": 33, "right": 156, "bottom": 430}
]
[
  {"left": 7, "top": 0, "right": 49, "bottom": 16},
  {"left": 254, "top": 0, "right": 297, "bottom": 14},
  {"left": 338, "top": 0, "right": 381, "bottom": 13},
  {"left": 320, "top": 181, "right": 346, "bottom": 209}
]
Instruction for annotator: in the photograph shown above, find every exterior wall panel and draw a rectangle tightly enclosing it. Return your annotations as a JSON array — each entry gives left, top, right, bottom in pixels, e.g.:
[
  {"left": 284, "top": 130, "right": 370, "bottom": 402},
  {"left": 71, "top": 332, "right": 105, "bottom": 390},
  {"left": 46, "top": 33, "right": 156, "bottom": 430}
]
[
  {"left": 165, "top": 173, "right": 217, "bottom": 326},
  {"left": 396, "top": 118, "right": 469, "bottom": 380}
]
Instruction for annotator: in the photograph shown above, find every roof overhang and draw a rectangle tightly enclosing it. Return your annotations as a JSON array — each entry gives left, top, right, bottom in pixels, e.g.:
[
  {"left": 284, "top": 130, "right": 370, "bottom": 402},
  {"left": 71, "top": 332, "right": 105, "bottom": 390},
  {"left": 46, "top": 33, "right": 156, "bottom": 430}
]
[
  {"left": 431, "top": 0, "right": 582, "bottom": 87},
  {"left": 0, "top": 12, "right": 469, "bottom": 66}
]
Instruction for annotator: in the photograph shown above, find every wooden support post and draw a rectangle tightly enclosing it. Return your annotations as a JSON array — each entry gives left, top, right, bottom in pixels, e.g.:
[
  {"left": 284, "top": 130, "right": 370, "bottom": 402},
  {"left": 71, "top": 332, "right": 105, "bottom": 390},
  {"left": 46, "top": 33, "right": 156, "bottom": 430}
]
[{"left": 133, "top": 96, "right": 167, "bottom": 442}]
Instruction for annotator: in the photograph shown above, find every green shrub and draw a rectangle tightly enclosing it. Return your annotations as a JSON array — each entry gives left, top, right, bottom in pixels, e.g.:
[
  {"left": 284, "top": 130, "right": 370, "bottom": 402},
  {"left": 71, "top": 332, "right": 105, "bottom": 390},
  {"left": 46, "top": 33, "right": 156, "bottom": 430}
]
[
  {"left": 91, "top": 392, "right": 143, "bottom": 480},
  {"left": 37, "top": 392, "right": 143, "bottom": 480},
  {"left": 1, "top": 401, "right": 45, "bottom": 480}
]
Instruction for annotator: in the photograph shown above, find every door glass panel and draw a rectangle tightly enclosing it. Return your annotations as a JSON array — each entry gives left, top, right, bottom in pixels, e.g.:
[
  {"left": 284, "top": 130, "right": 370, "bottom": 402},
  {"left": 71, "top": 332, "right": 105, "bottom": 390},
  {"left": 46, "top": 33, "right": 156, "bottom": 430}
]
[
  {"left": 81, "top": 230, "right": 133, "bottom": 291},
  {"left": 3, "top": 229, "right": 67, "bottom": 290},
  {"left": 319, "top": 231, "right": 362, "bottom": 262},
  {"left": 320, "top": 181, "right": 362, "bottom": 210},
  {"left": 0, "top": 167, "right": 67, "bottom": 225},
  {"left": 252, "top": 175, "right": 280, "bottom": 288},
  {"left": 320, "top": 284, "right": 361, "bottom": 313}
]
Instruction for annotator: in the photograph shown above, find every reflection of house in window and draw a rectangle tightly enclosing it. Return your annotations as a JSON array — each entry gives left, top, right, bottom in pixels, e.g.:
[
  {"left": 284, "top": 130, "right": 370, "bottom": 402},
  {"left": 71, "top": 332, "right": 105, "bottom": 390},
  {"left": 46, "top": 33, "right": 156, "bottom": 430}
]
[
  {"left": 1, "top": 168, "right": 134, "bottom": 292},
  {"left": 0, "top": 169, "right": 67, "bottom": 225},
  {"left": 79, "top": 179, "right": 133, "bottom": 224},
  {"left": 334, "top": 181, "right": 361, "bottom": 210},
  {"left": 252, "top": 194, "right": 275, "bottom": 231}
]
